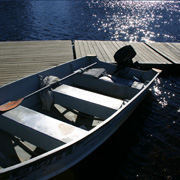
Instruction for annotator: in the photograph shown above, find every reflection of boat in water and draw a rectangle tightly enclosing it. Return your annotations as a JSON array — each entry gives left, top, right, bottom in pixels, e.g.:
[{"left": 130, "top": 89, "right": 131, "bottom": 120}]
[{"left": 0, "top": 55, "right": 161, "bottom": 179}]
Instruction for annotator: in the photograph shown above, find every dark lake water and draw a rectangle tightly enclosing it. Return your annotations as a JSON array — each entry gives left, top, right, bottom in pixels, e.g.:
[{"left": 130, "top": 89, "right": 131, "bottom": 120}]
[
  {"left": 0, "top": 0, "right": 180, "bottom": 42},
  {"left": 0, "top": 1, "right": 180, "bottom": 179}
]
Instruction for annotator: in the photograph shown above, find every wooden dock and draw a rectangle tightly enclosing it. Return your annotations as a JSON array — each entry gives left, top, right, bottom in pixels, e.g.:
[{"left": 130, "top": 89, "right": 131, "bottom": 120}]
[
  {"left": 0, "top": 40, "right": 73, "bottom": 86},
  {"left": 74, "top": 40, "right": 180, "bottom": 68},
  {"left": 0, "top": 40, "right": 180, "bottom": 87}
]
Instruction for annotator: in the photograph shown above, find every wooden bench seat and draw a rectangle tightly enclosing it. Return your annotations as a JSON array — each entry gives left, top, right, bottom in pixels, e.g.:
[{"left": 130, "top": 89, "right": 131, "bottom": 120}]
[
  {"left": 0, "top": 106, "right": 88, "bottom": 151},
  {"left": 53, "top": 84, "right": 123, "bottom": 119}
]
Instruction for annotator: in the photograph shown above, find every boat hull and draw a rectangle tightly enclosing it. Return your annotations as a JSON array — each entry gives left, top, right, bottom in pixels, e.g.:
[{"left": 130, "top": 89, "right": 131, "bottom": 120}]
[
  {"left": 0, "top": 56, "right": 160, "bottom": 180},
  {"left": 0, "top": 87, "right": 147, "bottom": 180}
]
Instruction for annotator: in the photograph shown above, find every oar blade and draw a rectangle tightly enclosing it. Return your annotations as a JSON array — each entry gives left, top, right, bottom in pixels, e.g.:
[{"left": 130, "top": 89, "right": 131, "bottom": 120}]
[{"left": 0, "top": 98, "right": 24, "bottom": 112}]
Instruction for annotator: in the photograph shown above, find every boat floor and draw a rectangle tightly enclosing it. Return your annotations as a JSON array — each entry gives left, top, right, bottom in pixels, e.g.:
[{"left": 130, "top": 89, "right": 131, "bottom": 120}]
[
  {"left": 0, "top": 129, "right": 45, "bottom": 169},
  {"left": 0, "top": 103, "right": 103, "bottom": 169}
]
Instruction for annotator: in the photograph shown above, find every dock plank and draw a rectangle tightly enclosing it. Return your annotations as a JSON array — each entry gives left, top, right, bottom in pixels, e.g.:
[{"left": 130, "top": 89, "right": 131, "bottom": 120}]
[
  {"left": 116, "top": 41, "right": 171, "bottom": 65},
  {"left": 145, "top": 42, "right": 180, "bottom": 64},
  {"left": 88, "top": 41, "right": 105, "bottom": 61},
  {"left": 74, "top": 41, "right": 81, "bottom": 59},
  {"left": 77, "top": 40, "right": 87, "bottom": 57},
  {"left": 82, "top": 40, "right": 91, "bottom": 55},
  {"left": 75, "top": 40, "right": 115, "bottom": 62},
  {"left": 74, "top": 40, "right": 172, "bottom": 66},
  {"left": 99, "top": 41, "right": 114, "bottom": 63},
  {"left": 95, "top": 41, "right": 110, "bottom": 62},
  {"left": 0, "top": 40, "right": 73, "bottom": 87},
  {"left": 86, "top": 40, "right": 97, "bottom": 56}
]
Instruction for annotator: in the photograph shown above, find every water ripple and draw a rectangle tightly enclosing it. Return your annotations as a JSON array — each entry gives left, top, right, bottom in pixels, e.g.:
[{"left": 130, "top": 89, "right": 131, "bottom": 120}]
[
  {"left": 87, "top": 1, "right": 180, "bottom": 42},
  {"left": 0, "top": 1, "right": 179, "bottom": 42},
  {"left": 117, "top": 72, "right": 180, "bottom": 180}
]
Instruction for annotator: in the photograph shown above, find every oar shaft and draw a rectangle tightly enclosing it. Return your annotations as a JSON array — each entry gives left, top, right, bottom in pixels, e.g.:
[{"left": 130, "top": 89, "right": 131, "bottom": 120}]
[{"left": 0, "top": 62, "right": 97, "bottom": 112}]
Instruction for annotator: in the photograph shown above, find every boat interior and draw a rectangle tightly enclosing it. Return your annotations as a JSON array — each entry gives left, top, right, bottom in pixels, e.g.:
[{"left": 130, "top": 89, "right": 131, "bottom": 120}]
[{"left": 0, "top": 58, "right": 157, "bottom": 169}]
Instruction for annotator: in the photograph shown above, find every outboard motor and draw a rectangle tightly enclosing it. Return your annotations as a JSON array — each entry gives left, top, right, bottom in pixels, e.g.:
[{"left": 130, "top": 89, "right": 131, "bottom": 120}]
[{"left": 114, "top": 45, "right": 136, "bottom": 68}]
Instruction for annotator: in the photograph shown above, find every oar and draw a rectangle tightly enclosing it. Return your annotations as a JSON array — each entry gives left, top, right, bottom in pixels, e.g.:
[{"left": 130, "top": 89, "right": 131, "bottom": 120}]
[{"left": 0, "top": 62, "right": 97, "bottom": 112}]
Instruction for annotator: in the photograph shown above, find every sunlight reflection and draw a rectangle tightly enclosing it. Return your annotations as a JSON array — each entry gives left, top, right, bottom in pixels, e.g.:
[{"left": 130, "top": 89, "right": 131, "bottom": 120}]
[
  {"left": 88, "top": 1, "right": 179, "bottom": 42},
  {"left": 152, "top": 78, "right": 168, "bottom": 108},
  {"left": 151, "top": 77, "right": 179, "bottom": 109}
]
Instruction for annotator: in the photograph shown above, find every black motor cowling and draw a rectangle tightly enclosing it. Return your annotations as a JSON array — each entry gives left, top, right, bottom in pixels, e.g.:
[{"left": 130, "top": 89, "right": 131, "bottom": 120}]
[{"left": 114, "top": 45, "right": 136, "bottom": 67}]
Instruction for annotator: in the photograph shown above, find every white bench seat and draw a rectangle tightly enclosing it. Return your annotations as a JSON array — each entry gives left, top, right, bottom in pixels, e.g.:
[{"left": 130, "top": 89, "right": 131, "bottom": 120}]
[
  {"left": 53, "top": 84, "right": 123, "bottom": 119},
  {"left": 0, "top": 105, "right": 87, "bottom": 151}
]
